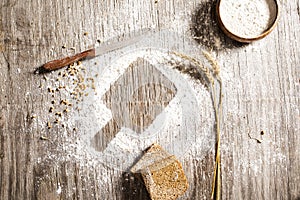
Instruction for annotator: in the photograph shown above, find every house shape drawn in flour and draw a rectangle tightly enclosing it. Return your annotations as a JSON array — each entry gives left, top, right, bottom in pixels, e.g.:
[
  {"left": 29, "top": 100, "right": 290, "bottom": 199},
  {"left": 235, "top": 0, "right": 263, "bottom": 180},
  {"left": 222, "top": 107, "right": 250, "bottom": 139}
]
[{"left": 91, "top": 57, "right": 177, "bottom": 152}]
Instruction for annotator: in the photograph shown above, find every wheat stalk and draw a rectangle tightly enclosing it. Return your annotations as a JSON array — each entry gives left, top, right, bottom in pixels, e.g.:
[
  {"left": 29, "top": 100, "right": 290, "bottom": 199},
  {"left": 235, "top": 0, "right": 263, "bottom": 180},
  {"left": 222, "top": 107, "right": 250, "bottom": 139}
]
[
  {"left": 172, "top": 51, "right": 215, "bottom": 84},
  {"left": 172, "top": 51, "right": 222, "bottom": 200},
  {"left": 202, "top": 50, "right": 221, "bottom": 76}
]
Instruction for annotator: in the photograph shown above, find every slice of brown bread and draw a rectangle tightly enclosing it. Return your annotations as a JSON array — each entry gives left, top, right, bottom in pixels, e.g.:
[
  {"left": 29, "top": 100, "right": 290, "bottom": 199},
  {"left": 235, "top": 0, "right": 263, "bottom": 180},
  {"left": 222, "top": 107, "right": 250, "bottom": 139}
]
[{"left": 131, "top": 144, "right": 188, "bottom": 200}]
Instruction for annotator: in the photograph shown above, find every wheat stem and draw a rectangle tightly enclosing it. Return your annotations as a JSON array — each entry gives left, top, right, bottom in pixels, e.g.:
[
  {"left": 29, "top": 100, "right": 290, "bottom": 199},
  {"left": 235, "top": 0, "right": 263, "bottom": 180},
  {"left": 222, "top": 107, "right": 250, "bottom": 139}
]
[{"left": 171, "top": 51, "right": 222, "bottom": 200}]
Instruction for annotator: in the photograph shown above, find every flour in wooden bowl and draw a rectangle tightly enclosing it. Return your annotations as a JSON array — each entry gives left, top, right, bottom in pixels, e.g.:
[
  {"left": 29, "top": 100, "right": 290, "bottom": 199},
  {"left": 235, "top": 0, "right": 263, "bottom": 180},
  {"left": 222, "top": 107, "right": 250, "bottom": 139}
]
[{"left": 217, "top": 0, "right": 279, "bottom": 42}]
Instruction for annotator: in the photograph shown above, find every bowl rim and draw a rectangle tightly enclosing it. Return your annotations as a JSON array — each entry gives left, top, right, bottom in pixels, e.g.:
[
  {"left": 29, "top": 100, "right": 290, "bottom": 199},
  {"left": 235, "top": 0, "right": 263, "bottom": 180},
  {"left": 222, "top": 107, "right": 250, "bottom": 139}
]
[{"left": 216, "top": 0, "right": 280, "bottom": 43}]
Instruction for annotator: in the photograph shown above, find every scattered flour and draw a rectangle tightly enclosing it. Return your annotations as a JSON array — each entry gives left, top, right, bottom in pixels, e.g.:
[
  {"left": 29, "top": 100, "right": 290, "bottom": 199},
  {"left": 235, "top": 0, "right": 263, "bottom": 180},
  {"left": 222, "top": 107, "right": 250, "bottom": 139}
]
[
  {"left": 77, "top": 48, "right": 215, "bottom": 171},
  {"left": 35, "top": 31, "right": 217, "bottom": 176},
  {"left": 56, "top": 184, "right": 62, "bottom": 195},
  {"left": 219, "top": 0, "right": 277, "bottom": 38}
]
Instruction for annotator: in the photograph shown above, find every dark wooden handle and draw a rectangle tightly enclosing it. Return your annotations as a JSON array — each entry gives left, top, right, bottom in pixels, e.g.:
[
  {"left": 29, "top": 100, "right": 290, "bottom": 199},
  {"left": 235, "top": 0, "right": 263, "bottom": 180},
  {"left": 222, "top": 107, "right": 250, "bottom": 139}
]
[{"left": 42, "top": 48, "right": 96, "bottom": 71}]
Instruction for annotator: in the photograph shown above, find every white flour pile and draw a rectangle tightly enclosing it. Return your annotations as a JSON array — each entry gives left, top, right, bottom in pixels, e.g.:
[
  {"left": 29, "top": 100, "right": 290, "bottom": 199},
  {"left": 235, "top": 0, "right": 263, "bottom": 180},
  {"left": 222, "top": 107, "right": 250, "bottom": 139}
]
[{"left": 219, "top": 0, "right": 277, "bottom": 38}]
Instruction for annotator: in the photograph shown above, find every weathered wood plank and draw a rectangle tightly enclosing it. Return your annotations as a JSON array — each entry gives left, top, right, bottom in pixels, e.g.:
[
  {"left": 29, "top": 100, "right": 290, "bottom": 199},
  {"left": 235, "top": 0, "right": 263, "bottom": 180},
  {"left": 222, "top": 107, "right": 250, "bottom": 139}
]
[{"left": 0, "top": 0, "right": 299, "bottom": 200}]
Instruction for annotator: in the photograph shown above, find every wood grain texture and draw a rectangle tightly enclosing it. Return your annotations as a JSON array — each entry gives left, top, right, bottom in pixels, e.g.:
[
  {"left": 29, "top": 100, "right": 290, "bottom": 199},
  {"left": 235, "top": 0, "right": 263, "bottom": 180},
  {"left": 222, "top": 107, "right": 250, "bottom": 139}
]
[{"left": 0, "top": 1, "right": 299, "bottom": 200}]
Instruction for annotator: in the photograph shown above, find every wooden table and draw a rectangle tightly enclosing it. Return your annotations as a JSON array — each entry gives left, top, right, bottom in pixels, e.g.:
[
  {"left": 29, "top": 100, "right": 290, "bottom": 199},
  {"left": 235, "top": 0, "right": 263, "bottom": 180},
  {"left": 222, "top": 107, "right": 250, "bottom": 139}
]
[{"left": 0, "top": 0, "right": 299, "bottom": 199}]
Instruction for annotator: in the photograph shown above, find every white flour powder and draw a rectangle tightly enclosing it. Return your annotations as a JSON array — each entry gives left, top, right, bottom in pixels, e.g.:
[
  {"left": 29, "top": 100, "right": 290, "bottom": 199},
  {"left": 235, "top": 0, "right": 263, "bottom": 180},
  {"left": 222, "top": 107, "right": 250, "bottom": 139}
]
[{"left": 219, "top": 0, "right": 277, "bottom": 38}]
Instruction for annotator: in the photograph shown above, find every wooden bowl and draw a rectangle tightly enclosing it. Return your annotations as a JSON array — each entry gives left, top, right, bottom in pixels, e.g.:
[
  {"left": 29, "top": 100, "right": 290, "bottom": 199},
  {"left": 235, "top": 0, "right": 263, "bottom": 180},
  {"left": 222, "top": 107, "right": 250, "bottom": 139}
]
[{"left": 216, "top": 0, "right": 280, "bottom": 43}]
